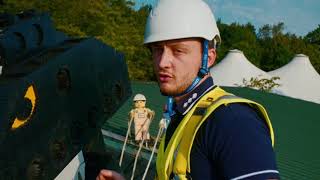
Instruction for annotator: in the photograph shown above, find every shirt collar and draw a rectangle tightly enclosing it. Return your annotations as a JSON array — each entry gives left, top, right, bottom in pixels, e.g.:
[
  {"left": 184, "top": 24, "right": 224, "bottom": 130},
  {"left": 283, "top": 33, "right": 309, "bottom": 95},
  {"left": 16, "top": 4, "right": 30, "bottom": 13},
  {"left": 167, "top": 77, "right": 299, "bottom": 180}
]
[{"left": 175, "top": 76, "right": 215, "bottom": 115}]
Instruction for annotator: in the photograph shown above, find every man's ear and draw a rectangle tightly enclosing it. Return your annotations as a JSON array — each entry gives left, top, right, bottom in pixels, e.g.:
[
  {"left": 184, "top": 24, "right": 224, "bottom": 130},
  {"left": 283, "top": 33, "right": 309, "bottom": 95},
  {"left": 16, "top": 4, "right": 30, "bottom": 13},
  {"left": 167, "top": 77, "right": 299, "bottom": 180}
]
[{"left": 207, "top": 48, "right": 216, "bottom": 68}]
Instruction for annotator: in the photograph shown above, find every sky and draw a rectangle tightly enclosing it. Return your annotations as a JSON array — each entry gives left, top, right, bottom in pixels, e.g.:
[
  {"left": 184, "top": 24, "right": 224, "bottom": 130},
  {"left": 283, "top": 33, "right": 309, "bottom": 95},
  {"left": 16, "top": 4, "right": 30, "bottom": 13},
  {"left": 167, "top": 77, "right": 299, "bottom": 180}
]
[{"left": 131, "top": 0, "right": 320, "bottom": 36}]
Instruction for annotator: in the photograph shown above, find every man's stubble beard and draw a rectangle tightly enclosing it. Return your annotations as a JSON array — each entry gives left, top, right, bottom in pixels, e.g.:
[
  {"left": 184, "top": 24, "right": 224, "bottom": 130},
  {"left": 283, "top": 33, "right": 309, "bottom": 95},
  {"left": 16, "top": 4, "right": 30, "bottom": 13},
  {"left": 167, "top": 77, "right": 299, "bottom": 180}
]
[{"left": 158, "top": 75, "right": 194, "bottom": 97}]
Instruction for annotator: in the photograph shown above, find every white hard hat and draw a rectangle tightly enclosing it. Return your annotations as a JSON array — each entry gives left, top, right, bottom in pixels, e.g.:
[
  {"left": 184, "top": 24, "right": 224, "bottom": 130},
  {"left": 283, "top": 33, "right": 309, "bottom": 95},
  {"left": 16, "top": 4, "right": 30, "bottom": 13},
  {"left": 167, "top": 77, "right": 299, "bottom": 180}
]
[
  {"left": 144, "top": 0, "right": 221, "bottom": 44},
  {"left": 133, "top": 94, "right": 146, "bottom": 101}
]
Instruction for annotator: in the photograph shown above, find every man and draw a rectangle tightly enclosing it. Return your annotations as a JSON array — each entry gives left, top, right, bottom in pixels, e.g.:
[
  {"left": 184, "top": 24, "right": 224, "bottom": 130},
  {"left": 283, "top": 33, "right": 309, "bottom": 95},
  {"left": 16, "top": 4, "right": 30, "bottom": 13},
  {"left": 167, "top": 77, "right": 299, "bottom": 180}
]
[{"left": 97, "top": 0, "right": 279, "bottom": 179}]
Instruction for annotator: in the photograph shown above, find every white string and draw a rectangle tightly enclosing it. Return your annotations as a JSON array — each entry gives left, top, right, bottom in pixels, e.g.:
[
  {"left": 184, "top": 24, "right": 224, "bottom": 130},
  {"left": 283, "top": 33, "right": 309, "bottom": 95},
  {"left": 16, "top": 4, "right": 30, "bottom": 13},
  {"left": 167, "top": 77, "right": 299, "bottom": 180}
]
[
  {"left": 119, "top": 117, "right": 134, "bottom": 167},
  {"left": 141, "top": 126, "right": 164, "bottom": 180},
  {"left": 130, "top": 138, "right": 145, "bottom": 180}
]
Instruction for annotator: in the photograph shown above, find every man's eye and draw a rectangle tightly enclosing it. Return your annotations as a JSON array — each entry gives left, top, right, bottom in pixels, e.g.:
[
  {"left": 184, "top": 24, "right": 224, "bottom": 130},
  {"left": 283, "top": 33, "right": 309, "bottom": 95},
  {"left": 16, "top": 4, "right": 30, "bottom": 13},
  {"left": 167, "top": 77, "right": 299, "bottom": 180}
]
[{"left": 174, "top": 49, "right": 184, "bottom": 54}]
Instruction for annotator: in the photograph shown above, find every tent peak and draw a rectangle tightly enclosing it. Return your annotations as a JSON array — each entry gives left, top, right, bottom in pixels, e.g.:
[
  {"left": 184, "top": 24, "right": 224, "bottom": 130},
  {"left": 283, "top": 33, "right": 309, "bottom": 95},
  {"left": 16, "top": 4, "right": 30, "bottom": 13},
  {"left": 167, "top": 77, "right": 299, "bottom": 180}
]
[
  {"left": 295, "top": 54, "right": 308, "bottom": 58},
  {"left": 229, "top": 49, "right": 243, "bottom": 54}
]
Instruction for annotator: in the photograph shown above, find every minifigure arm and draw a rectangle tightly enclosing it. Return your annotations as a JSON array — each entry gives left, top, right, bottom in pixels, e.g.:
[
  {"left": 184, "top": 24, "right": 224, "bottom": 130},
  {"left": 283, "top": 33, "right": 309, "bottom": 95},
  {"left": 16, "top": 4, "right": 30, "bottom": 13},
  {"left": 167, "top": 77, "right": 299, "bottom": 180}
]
[
  {"left": 128, "top": 110, "right": 134, "bottom": 122},
  {"left": 147, "top": 109, "right": 155, "bottom": 121}
]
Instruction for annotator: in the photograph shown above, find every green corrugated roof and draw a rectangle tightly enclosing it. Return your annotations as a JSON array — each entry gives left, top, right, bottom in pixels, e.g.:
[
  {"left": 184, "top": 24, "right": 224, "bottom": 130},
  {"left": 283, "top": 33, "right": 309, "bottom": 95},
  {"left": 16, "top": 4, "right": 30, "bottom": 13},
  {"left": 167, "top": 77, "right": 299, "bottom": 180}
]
[{"left": 103, "top": 82, "right": 320, "bottom": 179}]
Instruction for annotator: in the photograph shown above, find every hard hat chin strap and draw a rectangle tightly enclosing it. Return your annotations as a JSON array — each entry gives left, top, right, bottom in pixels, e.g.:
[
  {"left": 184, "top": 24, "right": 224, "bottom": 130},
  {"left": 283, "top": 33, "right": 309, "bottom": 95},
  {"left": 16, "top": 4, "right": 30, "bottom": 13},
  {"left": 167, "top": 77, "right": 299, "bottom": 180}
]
[
  {"left": 166, "top": 40, "right": 209, "bottom": 118},
  {"left": 199, "top": 40, "right": 209, "bottom": 77}
]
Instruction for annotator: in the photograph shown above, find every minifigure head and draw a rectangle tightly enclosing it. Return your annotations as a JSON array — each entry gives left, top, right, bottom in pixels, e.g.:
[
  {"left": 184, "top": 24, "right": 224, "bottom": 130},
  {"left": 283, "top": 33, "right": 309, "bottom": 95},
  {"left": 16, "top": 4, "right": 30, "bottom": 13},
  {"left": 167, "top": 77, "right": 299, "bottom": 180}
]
[{"left": 133, "top": 94, "right": 146, "bottom": 108}]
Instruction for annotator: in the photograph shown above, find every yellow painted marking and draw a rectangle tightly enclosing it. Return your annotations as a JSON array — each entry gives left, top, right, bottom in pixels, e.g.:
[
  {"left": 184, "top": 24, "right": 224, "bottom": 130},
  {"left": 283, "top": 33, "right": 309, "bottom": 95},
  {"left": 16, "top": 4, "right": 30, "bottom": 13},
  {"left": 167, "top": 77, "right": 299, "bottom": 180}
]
[{"left": 11, "top": 85, "right": 36, "bottom": 129}]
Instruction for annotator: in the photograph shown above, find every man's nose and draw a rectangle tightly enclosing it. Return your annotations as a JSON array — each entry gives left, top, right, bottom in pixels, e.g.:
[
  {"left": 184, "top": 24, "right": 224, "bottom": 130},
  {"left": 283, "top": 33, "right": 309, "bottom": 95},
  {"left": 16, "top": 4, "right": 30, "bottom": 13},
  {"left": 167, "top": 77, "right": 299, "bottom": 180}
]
[{"left": 158, "top": 47, "right": 173, "bottom": 69}]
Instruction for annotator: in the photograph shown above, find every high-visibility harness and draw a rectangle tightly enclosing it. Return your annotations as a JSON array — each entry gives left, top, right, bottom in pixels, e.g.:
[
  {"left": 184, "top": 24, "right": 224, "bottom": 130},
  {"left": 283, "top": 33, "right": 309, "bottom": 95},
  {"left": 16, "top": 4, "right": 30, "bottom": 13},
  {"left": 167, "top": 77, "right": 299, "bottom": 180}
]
[{"left": 156, "top": 87, "right": 275, "bottom": 180}]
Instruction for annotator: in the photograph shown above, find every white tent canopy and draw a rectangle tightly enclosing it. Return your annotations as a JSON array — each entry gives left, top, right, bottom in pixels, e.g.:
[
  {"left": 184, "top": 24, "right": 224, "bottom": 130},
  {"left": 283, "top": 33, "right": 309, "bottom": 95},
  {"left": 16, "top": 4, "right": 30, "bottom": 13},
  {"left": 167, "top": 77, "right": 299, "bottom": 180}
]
[
  {"left": 210, "top": 49, "right": 286, "bottom": 94},
  {"left": 269, "top": 54, "right": 320, "bottom": 104}
]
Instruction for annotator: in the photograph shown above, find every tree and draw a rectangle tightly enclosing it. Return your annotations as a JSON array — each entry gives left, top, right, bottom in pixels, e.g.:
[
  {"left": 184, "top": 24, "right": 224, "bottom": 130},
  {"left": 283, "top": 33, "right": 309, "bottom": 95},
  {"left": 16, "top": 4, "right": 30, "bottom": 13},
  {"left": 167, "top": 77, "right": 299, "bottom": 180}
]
[
  {"left": 257, "top": 24, "right": 272, "bottom": 40},
  {"left": 257, "top": 23, "right": 293, "bottom": 71},
  {"left": 305, "top": 25, "right": 320, "bottom": 45},
  {"left": 217, "top": 22, "right": 261, "bottom": 67},
  {"left": 235, "top": 76, "right": 281, "bottom": 93}
]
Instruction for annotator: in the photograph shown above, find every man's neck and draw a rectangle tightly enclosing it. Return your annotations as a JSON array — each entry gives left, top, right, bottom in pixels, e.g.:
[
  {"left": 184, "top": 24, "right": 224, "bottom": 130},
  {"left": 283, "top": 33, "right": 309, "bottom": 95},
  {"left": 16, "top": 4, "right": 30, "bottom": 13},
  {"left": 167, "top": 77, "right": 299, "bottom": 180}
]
[{"left": 174, "top": 75, "right": 210, "bottom": 103}]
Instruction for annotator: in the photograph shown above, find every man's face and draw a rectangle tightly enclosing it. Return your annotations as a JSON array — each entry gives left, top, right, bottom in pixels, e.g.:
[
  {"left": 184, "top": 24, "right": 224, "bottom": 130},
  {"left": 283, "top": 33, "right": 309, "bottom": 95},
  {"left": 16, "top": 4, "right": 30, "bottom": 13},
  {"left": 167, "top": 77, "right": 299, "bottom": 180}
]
[
  {"left": 134, "top": 100, "right": 146, "bottom": 108},
  {"left": 150, "top": 38, "right": 202, "bottom": 96}
]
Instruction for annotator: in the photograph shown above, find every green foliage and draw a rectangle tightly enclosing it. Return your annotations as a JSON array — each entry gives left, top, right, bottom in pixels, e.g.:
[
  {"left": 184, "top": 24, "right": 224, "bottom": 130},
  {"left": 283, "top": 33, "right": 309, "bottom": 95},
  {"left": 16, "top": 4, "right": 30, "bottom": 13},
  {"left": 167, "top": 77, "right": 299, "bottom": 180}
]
[
  {"left": 305, "top": 25, "right": 320, "bottom": 45},
  {"left": 1, "top": 1, "right": 320, "bottom": 80},
  {"left": 217, "top": 21, "right": 261, "bottom": 66},
  {"left": 256, "top": 23, "right": 320, "bottom": 73},
  {"left": 236, "top": 76, "right": 281, "bottom": 93}
]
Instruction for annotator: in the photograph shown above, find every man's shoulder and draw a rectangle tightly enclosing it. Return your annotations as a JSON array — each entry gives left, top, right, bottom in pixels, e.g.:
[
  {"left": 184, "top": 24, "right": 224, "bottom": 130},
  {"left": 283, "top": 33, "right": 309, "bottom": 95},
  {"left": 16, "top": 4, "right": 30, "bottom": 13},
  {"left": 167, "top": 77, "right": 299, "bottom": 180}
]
[
  {"left": 194, "top": 101, "right": 272, "bottom": 156},
  {"left": 209, "top": 102, "right": 259, "bottom": 118},
  {"left": 191, "top": 103, "right": 279, "bottom": 180},
  {"left": 205, "top": 102, "right": 269, "bottom": 134}
]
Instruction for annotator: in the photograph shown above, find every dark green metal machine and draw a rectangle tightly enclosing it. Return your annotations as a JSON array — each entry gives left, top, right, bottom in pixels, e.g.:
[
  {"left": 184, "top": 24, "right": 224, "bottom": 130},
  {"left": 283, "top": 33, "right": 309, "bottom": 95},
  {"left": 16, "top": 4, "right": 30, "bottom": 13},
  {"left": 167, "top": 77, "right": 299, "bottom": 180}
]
[{"left": 0, "top": 11, "right": 131, "bottom": 179}]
